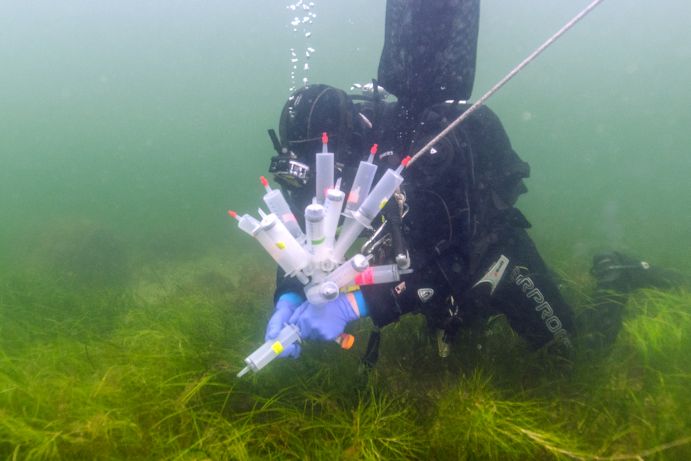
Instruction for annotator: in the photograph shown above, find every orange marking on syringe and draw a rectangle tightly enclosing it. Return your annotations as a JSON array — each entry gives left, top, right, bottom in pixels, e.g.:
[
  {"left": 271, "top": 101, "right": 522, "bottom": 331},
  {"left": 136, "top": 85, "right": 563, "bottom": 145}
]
[
  {"left": 347, "top": 188, "right": 360, "bottom": 204},
  {"left": 396, "top": 155, "right": 412, "bottom": 174},
  {"left": 321, "top": 132, "right": 329, "bottom": 153},
  {"left": 228, "top": 210, "right": 239, "bottom": 220},
  {"left": 368, "top": 144, "right": 378, "bottom": 163},
  {"left": 260, "top": 176, "right": 271, "bottom": 193}
]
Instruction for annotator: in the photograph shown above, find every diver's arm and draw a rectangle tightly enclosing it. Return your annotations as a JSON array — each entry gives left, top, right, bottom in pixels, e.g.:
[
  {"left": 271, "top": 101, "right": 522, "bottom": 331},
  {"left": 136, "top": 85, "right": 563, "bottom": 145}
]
[
  {"left": 360, "top": 269, "right": 447, "bottom": 328},
  {"left": 273, "top": 267, "right": 305, "bottom": 305}
]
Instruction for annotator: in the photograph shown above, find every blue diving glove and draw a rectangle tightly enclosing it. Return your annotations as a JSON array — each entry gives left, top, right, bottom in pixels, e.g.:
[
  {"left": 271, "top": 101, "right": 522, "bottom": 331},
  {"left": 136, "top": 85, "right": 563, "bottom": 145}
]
[
  {"left": 281, "top": 291, "right": 368, "bottom": 358},
  {"left": 265, "top": 293, "right": 304, "bottom": 358}
]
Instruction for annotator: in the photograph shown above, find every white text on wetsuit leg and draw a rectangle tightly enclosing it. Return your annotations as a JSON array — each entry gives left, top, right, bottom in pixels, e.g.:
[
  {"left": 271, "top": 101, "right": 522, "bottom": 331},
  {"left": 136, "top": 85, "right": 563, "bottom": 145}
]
[{"left": 510, "top": 267, "right": 572, "bottom": 348}]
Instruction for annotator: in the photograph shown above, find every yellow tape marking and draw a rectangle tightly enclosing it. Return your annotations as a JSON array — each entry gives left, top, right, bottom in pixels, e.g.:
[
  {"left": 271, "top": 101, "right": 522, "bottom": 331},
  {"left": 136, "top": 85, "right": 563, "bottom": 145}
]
[
  {"left": 271, "top": 341, "right": 284, "bottom": 354},
  {"left": 379, "top": 198, "right": 388, "bottom": 209},
  {"left": 276, "top": 241, "right": 286, "bottom": 250}
]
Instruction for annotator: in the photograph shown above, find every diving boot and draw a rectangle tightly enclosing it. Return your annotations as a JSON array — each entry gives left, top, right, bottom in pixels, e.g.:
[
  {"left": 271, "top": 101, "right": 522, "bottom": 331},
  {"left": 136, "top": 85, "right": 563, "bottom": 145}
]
[{"left": 590, "top": 251, "right": 681, "bottom": 293}]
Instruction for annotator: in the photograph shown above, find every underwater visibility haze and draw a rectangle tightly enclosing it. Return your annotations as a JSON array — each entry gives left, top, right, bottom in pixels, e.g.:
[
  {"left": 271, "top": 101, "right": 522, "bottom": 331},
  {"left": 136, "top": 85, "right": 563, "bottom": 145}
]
[{"left": 0, "top": 0, "right": 690, "bottom": 459}]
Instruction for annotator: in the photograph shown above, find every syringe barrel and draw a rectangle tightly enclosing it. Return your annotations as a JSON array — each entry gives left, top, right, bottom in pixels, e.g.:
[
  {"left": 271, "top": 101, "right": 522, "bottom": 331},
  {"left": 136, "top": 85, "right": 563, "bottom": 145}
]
[
  {"left": 263, "top": 189, "right": 305, "bottom": 242},
  {"left": 326, "top": 254, "right": 369, "bottom": 288},
  {"left": 331, "top": 216, "right": 365, "bottom": 263},
  {"left": 237, "top": 214, "right": 261, "bottom": 236},
  {"left": 243, "top": 324, "right": 301, "bottom": 374},
  {"left": 260, "top": 214, "right": 311, "bottom": 274},
  {"left": 305, "top": 204, "right": 328, "bottom": 261},
  {"left": 345, "top": 161, "right": 377, "bottom": 215},
  {"left": 253, "top": 228, "right": 284, "bottom": 264},
  {"left": 357, "top": 168, "right": 403, "bottom": 222},
  {"left": 323, "top": 188, "right": 344, "bottom": 250},
  {"left": 354, "top": 264, "right": 401, "bottom": 285},
  {"left": 315, "top": 152, "right": 334, "bottom": 204}
]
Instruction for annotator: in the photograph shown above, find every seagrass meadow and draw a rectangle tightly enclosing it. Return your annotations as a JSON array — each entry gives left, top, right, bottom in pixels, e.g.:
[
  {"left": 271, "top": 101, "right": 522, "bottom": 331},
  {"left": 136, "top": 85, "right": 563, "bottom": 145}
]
[{"left": 1, "top": 1, "right": 690, "bottom": 460}]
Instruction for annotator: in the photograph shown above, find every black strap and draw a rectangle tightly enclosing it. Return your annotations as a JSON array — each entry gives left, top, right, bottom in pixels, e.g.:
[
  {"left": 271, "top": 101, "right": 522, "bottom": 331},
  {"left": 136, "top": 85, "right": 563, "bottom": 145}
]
[
  {"left": 360, "top": 329, "right": 382, "bottom": 370},
  {"left": 267, "top": 129, "right": 284, "bottom": 156}
]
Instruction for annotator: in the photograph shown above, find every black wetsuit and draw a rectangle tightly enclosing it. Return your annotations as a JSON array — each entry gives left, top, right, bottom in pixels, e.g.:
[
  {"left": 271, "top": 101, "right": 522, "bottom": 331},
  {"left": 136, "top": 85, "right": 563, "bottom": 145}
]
[
  {"left": 360, "top": 101, "right": 575, "bottom": 350},
  {"left": 273, "top": 0, "right": 575, "bottom": 352}
]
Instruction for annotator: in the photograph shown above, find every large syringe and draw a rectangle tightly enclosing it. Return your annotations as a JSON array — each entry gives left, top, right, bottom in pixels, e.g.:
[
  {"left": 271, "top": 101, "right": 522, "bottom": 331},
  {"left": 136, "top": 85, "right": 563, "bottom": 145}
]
[
  {"left": 330, "top": 156, "right": 410, "bottom": 263},
  {"left": 231, "top": 133, "right": 411, "bottom": 376},
  {"left": 236, "top": 323, "right": 355, "bottom": 378}
]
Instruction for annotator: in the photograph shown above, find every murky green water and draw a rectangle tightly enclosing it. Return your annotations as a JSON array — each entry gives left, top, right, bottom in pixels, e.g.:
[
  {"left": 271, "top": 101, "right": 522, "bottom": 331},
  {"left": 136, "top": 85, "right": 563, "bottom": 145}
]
[{"left": 1, "top": 1, "right": 689, "bottom": 459}]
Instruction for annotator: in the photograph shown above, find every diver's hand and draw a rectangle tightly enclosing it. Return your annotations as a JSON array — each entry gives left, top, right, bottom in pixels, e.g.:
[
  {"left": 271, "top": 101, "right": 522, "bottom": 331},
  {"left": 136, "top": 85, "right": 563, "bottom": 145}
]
[
  {"left": 289, "top": 292, "right": 365, "bottom": 343},
  {"left": 265, "top": 293, "right": 304, "bottom": 358}
]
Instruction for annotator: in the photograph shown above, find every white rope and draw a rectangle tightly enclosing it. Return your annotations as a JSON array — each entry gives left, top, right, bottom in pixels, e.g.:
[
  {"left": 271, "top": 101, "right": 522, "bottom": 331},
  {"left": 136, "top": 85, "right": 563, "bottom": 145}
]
[{"left": 407, "top": 0, "right": 606, "bottom": 167}]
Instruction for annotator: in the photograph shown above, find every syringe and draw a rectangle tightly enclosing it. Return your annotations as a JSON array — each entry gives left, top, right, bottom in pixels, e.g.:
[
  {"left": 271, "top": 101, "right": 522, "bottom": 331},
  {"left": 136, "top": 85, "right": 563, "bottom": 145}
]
[
  {"left": 305, "top": 203, "right": 328, "bottom": 264},
  {"left": 237, "top": 323, "right": 301, "bottom": 378},
  {"left": 344, "top": 144, "right": 378, "bottom": 217},
  {"left": 229, "top": 210, "right": 311, "bottom": 284},
  {"left": 315, "top": 132, "right": 334, "bottom": 204},
  {"left": 260, "top": 176, "right": 305, "bottom": 243},
  {"left": 354, "top": 264, "right": 410, "bottom": 285},
  {"left": 237, "top": 324, "right": 355, "bottom": 377},
  {"left": 331, "top": 156, "right": 410, "bottom": 263},
  {"left": 322, "top": 180, "right": 345, "bottom": 266}
]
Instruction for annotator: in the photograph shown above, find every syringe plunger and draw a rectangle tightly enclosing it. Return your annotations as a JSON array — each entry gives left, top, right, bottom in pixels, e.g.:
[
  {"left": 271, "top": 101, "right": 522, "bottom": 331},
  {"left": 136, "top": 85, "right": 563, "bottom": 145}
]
[
  {"left": 323, "top": 188, "right": 345, "bottom": 250},
  {"left": 305, "top": 204, "right": 327, "bottom": 262}
]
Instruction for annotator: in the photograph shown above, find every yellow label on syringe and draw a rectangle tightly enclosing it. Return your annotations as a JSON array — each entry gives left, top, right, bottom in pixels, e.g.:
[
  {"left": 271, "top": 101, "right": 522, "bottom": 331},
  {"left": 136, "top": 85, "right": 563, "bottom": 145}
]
[
  {"left": 271, "top": 341, "right": 284, "bottom": 354},
  {"left": 275, "top": 242, "right": 286, "bottom": 250},
  {"left": 379, "top": 198, "right": 388, "bottom": 209}
]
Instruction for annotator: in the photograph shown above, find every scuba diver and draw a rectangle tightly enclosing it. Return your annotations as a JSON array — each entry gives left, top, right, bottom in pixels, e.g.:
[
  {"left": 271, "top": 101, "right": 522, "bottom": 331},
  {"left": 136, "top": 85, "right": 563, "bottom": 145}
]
[{"left": 262, "top": 0, "right": 680, "bottom": 364}]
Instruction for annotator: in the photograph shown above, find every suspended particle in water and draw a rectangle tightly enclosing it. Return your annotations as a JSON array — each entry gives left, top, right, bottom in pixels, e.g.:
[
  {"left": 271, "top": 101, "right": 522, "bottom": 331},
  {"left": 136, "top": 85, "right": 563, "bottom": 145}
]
[
  {"left": 291, "top": 58, "right": 298, "bottom": 63},
  {"left": 305, "top": 51, "right": 311, "bottom": 59},
  {"left": 305, "top": 32, "right": 312, "bottom": 38},
  {"left": 291, "top": 17, "right": 300, "bottom": 27},
  {"left": 304, "top": 63, "right": 309, "bottom": 71},
  {"left": 307, "top": 47, "right": 315, "bottom": 53},
  {"left": 302, "top": 77, "right": 309, "bottom": 85}
]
